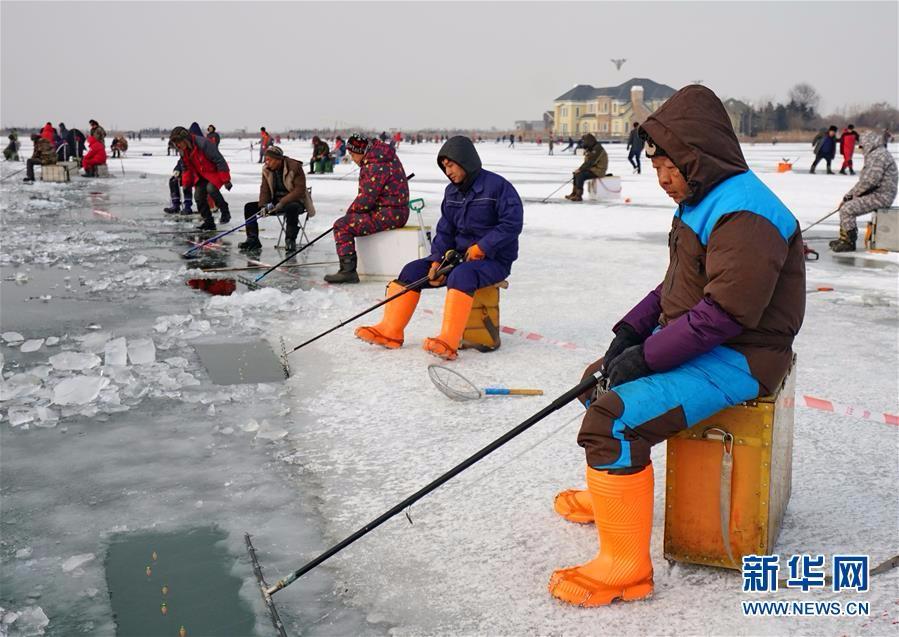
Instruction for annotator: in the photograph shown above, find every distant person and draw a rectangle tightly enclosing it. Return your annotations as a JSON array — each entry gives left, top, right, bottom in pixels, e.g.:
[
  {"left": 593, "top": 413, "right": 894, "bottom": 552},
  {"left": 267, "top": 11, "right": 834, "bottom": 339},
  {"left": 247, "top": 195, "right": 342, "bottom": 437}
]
[
  {"left": 627, "top": 122, "right": 644, "bottom": 173},
  {"left": 169, "top": 125, "right": 232, "bottom": 231},
  {"left": 563, "top": 137, "right": 574, "bottom": 152},
  {"left": 206, "top": 124, "right": 221, "bottom": 146},
  {"left": 324, "top": 134, "right": 410, "bottom": 283},
  {"left": 23, "top": 133, "right": 57, "bottom": 182},
  {"left": 3, "top": 130, "right": 20, "bottom": 161},
  {"left": 57, "top": 122, "right": 70, "bottom": 160},
  {"left": 110, "top": 135, "right": 128, "bottom": 158},
  {"left": 80, "top": 134, "right": 107, "bottom": 177},
  {"left": 40, "top": 122, "right": 55, "bottom": 144},
  {"left": 838, "top": 124, "right": 859, "bottom": 175},
  {"left": 239, "top": 146, "right": 308, "bottom": 253},
  {"left": 333, "top": 136, "right": 346, "bottom": 162},
  {"left": 379, "top": 131, "right": 388, "bottom": 142},
  {"left": 164, "top": 156, "right": 193, "bottom": 215},
  {"left": 66, "top": 128, "right": 86, "bottom": 159},
  {"left": 259, "top": 127, "right": 272, "bottom": 163},
  {"left": 309, "top": 135, "right": 330, "bottom": 174},
  {"left": 508, "top": 134, "right": 515, "bottom": 148},
  {"left": 548, "top": 137, "right": 554, "bottom": 155},
  {"left": 884, "top": 129, "right": 894, "bottom": 146},
  {"left": 566, "top": 134, "right": 608, "bottom": 201},
  {"left": 829, "top": 130, "right": 898, "bottom": 252},
  {"left": 89, "top": 119, "right": 106, "bottom": 144},
  {"left": 810, "top": 125, "right": 837, "bottom": 174}
]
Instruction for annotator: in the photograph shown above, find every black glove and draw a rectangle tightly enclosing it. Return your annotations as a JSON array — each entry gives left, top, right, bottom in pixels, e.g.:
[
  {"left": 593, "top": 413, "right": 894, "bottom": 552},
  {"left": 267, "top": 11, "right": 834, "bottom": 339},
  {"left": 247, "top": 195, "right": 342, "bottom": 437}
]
[
  {"left": 605, "top": 344, "right": 653, "bottom": 388},
  {"left": 224, "top": 181, "right": 233, "bottom": 191},
  {"left": 842, "top": 194, "right": 853, "bottom": 202},
  {"left": 601, "top": 323, "right": 644, "bottom": 374}
]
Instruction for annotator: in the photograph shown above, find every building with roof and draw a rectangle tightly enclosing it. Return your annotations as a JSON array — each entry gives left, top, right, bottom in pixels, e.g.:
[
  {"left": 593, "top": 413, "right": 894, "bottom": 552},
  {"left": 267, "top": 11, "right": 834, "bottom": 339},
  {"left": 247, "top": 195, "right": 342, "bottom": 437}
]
[{"left": 552, "top": 78, "right": 677, "bottom": 139}]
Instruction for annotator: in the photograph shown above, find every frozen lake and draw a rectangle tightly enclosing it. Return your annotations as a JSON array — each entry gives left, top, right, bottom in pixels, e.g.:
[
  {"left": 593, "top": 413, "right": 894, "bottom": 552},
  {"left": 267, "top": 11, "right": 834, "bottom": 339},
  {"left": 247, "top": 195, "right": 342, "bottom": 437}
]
[{"left": 1, "top": 138, "right": 897, "bottom": 636}]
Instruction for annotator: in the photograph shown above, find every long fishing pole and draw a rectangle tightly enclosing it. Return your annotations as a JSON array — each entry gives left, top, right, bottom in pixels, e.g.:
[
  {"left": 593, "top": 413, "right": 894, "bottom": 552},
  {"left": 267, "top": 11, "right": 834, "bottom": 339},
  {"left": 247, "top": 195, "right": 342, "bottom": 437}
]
[
  {"left": 801, "top": 206, "right": 841, "bottom": 234},
  {"left": 0, "top": 167, "right": 27, "bottom": 182},
  {"left": 541, "top": 176, "right": 574, "bottom": 203},
  {"left": 183, "top": 213, "right": 261, "bottom": 255},
  {"left": 288, "top": 250, "right": 462, "bottom": 354},
  {"left": 254, "top": 227, "right": 334, "bottom": 281},
  {"left": 200, "top": 260, "right": 336, "bottom": 273},
  {"left": 261, "top": 371, "right": 604, "bottom": 598}
]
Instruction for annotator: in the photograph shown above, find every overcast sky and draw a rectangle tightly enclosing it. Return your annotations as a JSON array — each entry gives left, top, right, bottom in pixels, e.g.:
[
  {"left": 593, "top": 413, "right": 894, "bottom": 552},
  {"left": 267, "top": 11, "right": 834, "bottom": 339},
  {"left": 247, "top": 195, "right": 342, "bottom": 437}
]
[{"left": 2, "top": 1, "right": 896, "bottom": 131}]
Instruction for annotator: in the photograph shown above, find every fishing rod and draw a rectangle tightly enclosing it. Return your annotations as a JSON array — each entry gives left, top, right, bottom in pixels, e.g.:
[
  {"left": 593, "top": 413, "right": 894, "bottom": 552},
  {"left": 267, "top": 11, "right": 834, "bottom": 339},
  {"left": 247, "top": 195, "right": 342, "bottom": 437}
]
[
  {"left": 183, "top": 213, "right": 261, "bottom": 255},
  {"left": 287, "top": 250, "right": 462, "bottom": 354}
]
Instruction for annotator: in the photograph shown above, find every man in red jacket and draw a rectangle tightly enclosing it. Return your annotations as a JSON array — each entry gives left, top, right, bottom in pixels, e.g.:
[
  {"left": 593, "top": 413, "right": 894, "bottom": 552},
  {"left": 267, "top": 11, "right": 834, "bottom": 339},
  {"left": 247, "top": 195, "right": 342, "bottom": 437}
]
[
  {"left": 838, "top": 124, "right": 859, "bottom": 175},
  {"left": 170, "top": 126, "right": 232, "bottom": 231}
]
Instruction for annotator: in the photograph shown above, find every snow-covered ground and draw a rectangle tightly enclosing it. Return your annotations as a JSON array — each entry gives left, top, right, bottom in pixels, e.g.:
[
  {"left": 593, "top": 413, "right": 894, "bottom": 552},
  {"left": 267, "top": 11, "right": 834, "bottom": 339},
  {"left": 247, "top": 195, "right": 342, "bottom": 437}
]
[{"left": 1, "top": 138, "right": 897, "bottom": 636}]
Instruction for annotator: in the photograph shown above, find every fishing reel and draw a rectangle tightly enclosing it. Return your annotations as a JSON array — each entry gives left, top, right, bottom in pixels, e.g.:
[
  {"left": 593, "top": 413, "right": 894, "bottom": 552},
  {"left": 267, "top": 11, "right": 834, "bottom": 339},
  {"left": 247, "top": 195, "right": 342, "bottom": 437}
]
[{"left": 588, "top": 374, "right": 611, "bottom": 405}]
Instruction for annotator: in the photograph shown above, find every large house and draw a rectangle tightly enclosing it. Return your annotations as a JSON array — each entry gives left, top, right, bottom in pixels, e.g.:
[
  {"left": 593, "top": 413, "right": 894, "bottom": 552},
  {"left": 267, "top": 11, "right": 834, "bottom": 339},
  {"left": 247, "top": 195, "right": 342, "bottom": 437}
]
[{"left": 552, "top": 78, "right": 676, "bottom": 139}]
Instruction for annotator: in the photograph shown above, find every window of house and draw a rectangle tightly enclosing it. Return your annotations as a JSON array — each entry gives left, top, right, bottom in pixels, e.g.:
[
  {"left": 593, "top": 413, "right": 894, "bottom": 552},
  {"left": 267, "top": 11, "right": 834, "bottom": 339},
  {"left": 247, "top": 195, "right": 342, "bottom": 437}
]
[
  {"left": 600, "top": 122, "right": 608, "bottom": 132},
  {"left": 560, "top": 123, "right": 568, "bottom": 133},
  {"left": 560, "top": 107, "right": 568, "bottom": 117},
  {"left": 575, "top": 107, "right": 580, "bottom": 117},
  {"left": 587, "top": 103, "right": 596, "bottom": 113},
  {"left": 600, "top": 102, "right": 608, "bottom": 114},
  {"left": 612, "top": 103, "right": 619, "bottom": 115}
]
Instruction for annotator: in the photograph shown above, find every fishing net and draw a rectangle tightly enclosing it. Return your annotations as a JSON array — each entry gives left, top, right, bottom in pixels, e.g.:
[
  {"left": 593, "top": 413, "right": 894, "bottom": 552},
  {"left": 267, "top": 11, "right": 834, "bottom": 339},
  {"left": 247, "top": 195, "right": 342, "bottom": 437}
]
[{"left": 428, "top": 364, "right": 482, "bottom": 401}]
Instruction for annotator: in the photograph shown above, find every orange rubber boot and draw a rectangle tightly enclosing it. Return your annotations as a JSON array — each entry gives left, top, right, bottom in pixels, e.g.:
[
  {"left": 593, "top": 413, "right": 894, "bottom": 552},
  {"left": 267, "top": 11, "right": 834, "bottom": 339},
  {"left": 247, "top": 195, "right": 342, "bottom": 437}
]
[
  {"left": 553, "top": 488, "right": 593, "bottom": 524},
  {"left": 548, "top": 464, "right": 654, "bottom": 606},
  {"left": 422, "top": 289, "right": 474, "bottom": 361},
  {"left": 354, "top": 281, "right": 420, "bottom": 349}
]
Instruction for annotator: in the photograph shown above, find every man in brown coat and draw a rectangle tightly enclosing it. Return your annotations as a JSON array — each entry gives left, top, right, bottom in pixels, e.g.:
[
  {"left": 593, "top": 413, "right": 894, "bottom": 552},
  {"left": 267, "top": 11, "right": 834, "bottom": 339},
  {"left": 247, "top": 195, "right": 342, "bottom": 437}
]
[
  {"left": 239, "top": 146, "right": 307, "bottom": 252},
  {"left": 566, "top": 133, "right": 608, "bottom": 201},
  {"left": 548, "top": 85, "right": 805, "bottom": 608},
  {"left": 24, "top": 134, "right": 57, "bottom": 182}
]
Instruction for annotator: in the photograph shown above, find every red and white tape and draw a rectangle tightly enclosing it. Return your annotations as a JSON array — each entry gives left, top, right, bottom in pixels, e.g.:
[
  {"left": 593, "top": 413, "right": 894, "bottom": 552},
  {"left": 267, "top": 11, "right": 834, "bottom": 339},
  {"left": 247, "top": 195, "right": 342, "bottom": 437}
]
[{"left": 799, "top": 394, "right": 898, "bottom": 426}]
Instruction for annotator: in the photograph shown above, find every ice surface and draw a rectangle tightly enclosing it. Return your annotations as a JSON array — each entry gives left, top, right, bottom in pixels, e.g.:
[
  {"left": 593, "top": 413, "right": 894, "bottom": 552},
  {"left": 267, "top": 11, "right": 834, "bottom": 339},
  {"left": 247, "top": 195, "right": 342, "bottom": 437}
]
[
  {"left": 126, "top": 338, "right": 155, "bottom": 365},
  {"left": 14, "top": 548, "right": 32, "bottom": 560},
  {"left": 19, "top": 339, "right": 44, "bottom": 353},
  {"left": 48, "top": 352, "right": 100, "bottom": 371},
  {"left": 254, "top": 419, "right": 288, "bottom": 442},
  {"left": 61, "top": 554, "right": 95, "bottom": 573},
  {"left": 103, "top": 337, "right": 127, "bottom": 366},
  {"left": 7, "top": 407, "right": 36, "bottom": 428},
  {"left": 0, "top": 374, "right": 42, "bottom": 402},
  {"left": 51, "top": 376, "right": 109, "bottom": 406},
  {"left": 0, "top": 605, "right": 49, "bottom": 635}
]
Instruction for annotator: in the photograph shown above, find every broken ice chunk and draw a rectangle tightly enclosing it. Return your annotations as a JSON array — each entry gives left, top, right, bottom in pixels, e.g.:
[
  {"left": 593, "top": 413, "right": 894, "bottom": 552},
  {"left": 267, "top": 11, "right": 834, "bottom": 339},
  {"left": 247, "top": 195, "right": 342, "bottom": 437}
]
[
  {"left": 2, "top": 332, "right": 24, "bottom": 344},
  {"left": 45, "top": 337, "right": 60, "bottom": 346},
  {"left": 127, "top": 339, "right": 156, "bottom": 365},
  {"left": 15, "top": 547, "right": 33, "bottom": 559},
  {"left": 61, "top": 553, "right": 95, "bottom": 572},
  {"left": 49, "top": 352, "right": 101, "bottom": 371},
  {"left": 103, "top": 338, "right": 127, "bottom": 366},
  {"left": 128, "top": 255, "right": 148, "bottom": 267},
  {"left": 20, "top": 339, "right": 44, "bottom": 353},
  {"left": 0, "top": 374, "right": 42, "bottom": 402},
  {"left": 51, "top": 376, "right": 110, "bottom": 406},
  {"left": 7, "top": 407, "right": 36, "bottom": 428}
]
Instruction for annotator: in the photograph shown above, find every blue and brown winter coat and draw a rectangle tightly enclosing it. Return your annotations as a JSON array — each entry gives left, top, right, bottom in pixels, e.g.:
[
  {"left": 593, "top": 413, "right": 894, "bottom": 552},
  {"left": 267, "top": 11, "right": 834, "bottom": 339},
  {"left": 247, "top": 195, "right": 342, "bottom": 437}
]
[
  {"left": 625, "top": 85, "right": 806, "bottom": 394},
  {"left": 346, "top": 139, "right": 409, "bottom": 219}
]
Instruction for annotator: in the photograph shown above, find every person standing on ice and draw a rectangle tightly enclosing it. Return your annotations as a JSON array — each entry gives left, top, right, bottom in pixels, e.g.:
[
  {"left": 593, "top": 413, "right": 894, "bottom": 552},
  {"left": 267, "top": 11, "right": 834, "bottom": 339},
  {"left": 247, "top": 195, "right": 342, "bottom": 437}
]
[
  {"left": 169, "top": 125, "right": 232, "bottom": 231},
  {"left": 829, "top": 129, "right": 898, "bottom": 252},
  {"left": 206, "top": 124, "right": 221, "bottom": 147},
  {"left": 323, "top": 134, "right": 410, "bottom": 284},
  {"left": 355, "top": 135, "right": 523, "bottom": 360},
  {"left": 626, "top": 121, "right": 643, "bottom": 174},
  {"left": 548, "top": 85, "right": 805, "bottom": 608},
  {"left": 837, "top": 124, "right": 859, "bottom": 175},
  {"left": 258, "top": 127, "right": 272, "bottom": 163},
  {"left": 565, "top": 133, "right": 608, "bottom": 201},
  {"left": 238, "top": 146, "right": 308, "bottom": 253},
  {"left": 810, "top": 125, "right": 837, "bottom": 174}
]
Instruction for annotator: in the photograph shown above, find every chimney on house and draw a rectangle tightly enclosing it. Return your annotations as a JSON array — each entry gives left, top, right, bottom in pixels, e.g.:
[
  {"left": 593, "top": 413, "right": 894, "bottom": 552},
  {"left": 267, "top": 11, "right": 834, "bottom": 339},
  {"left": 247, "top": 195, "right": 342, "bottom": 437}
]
[{"left": 631, "top": 84, "right": 649, "bottom": 124}]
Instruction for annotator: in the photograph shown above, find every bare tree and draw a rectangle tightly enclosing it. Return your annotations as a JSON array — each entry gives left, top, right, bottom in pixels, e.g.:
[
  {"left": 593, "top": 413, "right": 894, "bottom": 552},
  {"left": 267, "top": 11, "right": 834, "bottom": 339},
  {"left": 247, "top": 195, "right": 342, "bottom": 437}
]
[{"left": 788, "top": 83, "right": 821, "bottom": 115}]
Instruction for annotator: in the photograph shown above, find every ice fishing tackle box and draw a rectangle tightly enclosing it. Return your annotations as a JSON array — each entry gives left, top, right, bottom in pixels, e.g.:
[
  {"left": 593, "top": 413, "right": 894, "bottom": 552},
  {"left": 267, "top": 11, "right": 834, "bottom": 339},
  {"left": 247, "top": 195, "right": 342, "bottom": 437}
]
[
  {"left": 461, "top": 281, "right": 507, "bottom": 352},
  {"left": 868, "top": 207, "right": 899, "bottom": 252},
  {"left": 663, "top": 356, "right": 796, "bottom": 570}
]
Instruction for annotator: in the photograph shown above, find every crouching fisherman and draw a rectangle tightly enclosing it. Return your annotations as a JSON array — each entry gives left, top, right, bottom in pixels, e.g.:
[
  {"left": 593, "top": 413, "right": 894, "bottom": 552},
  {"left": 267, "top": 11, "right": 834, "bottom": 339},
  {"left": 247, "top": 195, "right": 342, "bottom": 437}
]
[
  {"left": 355, "top": 136, "right": 523, "bottom": 360},
  {"left": 548, "top": 85, "right": 805, "bottom": 607},
  {"left": 169, "top": 126, "right": 232, "bottom": 231},
  {"left": 239, "top": 146, "right": 308, "bottom": 253}
]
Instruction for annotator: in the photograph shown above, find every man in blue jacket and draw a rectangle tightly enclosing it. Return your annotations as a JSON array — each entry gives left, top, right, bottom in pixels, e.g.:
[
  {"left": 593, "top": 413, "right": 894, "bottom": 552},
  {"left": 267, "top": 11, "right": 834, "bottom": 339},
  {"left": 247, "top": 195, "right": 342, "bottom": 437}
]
[
  {"left": 811, "top": 125, "right": 838, "bottom": 174},
  {"left": 355, "top": 136, "right": 523, "bottom": 360}
]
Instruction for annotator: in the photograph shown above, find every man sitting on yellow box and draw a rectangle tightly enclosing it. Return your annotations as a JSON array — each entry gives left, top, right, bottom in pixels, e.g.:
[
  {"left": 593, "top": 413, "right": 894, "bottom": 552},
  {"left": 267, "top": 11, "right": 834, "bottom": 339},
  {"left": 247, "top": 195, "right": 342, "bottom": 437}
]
[
  {"left": 355, "top": 136, "right": 523, "bottom": 360},
  {"left": 548, "top": 85, "right": 806, "bottom": 607}
]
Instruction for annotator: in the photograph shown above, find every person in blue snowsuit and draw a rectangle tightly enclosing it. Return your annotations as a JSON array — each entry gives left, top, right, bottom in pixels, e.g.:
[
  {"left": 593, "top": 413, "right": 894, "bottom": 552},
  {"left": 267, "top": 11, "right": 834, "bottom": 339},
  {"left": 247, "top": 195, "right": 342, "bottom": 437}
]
[{"left": 355, "top": 135, "right": 523, "bottom": 360}]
